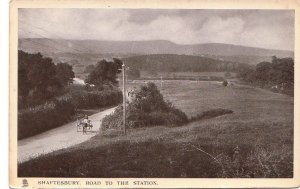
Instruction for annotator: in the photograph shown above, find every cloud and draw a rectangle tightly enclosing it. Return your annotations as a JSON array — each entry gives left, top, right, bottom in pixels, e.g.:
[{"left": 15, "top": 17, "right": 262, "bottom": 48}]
[
  {"left": 196, "top": 16, "right": 245, "bottom": 43},
  {"left": 18, "top": 9, "right": 294, "bottom": 51}
]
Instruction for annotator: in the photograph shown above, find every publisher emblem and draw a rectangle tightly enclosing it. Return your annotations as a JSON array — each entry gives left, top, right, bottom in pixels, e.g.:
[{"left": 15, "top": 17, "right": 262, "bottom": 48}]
[{"left": 22, "top": 179, "right": 28, "bottom": 187}]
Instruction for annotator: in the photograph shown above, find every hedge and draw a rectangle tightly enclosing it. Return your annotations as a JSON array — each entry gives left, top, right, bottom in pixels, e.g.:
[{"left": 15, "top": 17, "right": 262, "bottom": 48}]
[
  {"left": 18, "top": 99, "right": 75, "bottom": 139},
  {"left": 70, "top": 90, "right": 122, "bottom": 109},
  {"left": 18, "top": 89, "right": 122, "bottom": 139}
]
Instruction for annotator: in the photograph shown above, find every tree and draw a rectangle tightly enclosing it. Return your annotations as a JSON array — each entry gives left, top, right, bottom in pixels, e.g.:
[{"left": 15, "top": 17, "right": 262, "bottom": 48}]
[
  {"left": 236, "top": 63, "right": 255, "bottom": 82},
  {"left": 18, "top": 55, "right": 31, "bottom": 99},
  {"left": 255, "top": 58, "right": 294, "bottom": 86},
  {"left": 85, "top": 58, "right": 122, "bottom": 88},
  {"left": 256, "top": 61, "right": 273, "bottom": 84},
  {"left": 272, "top": 56, "right": 278, "bottom": 64},
  {"left": 18, "top": 50, "right": 61, "bottom": 107},
  {"left": 28, "top": 56, "right": 59, "bottom": 101},
  {"left": 113, "top": 58, "right": 123, "bottom": 74},
  {"left": 273, "top": 57, "right": 294, "bottom": 85},
  {"left": 55, "top": 63, "right": 75, "bottom": 86}
]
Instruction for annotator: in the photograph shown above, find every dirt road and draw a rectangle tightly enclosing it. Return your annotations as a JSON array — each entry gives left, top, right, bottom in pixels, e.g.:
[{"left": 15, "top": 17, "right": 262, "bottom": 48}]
[{"left": 18, "top": 107, "right": 116, "bottom": 163}]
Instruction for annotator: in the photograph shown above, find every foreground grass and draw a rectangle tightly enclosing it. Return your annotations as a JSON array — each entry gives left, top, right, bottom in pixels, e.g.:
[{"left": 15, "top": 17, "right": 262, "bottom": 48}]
[
  {"left": 18, "top": 120, "right": 293, "bottom": 178},
  {"left": 18, "top": 81, "right": 293, "bottom": 178}
]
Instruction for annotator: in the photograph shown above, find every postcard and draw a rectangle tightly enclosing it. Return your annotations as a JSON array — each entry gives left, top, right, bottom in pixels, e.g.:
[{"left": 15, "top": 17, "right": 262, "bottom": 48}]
[{"left": 9, "top": 0, "right": 300, "bottom": 188}]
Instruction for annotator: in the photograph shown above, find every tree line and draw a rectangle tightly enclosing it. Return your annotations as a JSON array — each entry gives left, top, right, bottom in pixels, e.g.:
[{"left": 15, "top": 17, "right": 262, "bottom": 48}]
[
  {"left": 18, "top": 51, "right": 123, "bottom": 139},
  {"left": 18, "top": 50, "right": 75, "bottom": 108},
  {"left": 237, "top": 56, "right": 294, "bottom": 96},
  {"left": 18, "top": 51, "right": 125, "bottom": 108}
]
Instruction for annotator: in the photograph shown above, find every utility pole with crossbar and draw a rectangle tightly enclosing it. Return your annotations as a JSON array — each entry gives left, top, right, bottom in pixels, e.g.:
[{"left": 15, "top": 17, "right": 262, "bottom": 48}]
[{"left": 122, "top": 63, "right": 126, "bottom": 135}]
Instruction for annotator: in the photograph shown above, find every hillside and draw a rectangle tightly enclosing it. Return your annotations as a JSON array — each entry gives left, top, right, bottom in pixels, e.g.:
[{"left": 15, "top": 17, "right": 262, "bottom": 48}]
[
  {"left": 123, "top": 54, "right": 242, "bottom": 72},
  {"left": 19, "top": 38, "right": 293, "bottom": 65}
]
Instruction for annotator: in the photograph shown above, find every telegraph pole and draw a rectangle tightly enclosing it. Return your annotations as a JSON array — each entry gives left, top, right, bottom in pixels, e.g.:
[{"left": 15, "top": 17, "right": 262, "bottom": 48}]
[{"left": 122, "top": 63, "right": 126, "bottom": 135}]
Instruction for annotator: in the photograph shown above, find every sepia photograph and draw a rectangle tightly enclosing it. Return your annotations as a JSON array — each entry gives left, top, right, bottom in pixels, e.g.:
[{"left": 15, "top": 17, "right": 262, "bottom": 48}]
[{"left": 9, "top": 0, "right": 300, "bottom": 188}]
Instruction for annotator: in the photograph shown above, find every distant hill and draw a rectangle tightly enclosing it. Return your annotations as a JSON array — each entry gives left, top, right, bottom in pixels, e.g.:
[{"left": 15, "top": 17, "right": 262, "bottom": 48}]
[{"left": 19, "top": 38, "right": 293, "bottom": 65}]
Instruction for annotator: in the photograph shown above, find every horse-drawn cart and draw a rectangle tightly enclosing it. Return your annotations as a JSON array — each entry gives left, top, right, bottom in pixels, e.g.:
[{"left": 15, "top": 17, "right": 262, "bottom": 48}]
[{"left": 76, "top": 120, "right": 93, "bottom": 133}]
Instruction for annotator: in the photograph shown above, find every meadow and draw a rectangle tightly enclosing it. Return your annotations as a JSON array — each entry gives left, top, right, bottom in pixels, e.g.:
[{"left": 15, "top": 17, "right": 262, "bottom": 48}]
[{"left": 18, "top": 80, "right": 293, "bottom": 178}]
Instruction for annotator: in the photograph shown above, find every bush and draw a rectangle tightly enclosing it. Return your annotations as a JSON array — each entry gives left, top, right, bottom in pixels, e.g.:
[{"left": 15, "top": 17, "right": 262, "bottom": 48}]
[
  {"left": 102, "top": 82, "right": 188, "bottom": 130},
  {"left": 18, "top": 99, "right": 75, "bottom": 139},
  {"left": 69, "top": 89, "right": 122, "bottom": 109}
]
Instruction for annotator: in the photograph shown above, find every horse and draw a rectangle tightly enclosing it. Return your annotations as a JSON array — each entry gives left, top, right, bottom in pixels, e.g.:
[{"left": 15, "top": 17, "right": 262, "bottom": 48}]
[{"left": 82, "top": 120, "right": 93, "bottom": 134}]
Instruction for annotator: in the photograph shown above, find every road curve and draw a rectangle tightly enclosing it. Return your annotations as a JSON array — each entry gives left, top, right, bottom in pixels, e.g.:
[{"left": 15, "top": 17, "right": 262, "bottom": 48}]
[{"left": 18, "top": 107, "right": 116, "bottom": 163}]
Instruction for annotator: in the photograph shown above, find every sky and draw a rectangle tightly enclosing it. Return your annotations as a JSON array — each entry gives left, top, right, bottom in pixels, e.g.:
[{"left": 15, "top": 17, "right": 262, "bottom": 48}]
[{"left": 19, "top": 9, "right": 294, "bottom": 51}]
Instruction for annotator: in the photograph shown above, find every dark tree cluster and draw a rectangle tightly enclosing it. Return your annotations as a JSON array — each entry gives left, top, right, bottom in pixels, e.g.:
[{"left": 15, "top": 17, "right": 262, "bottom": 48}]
[
  {"left": 18, "top": 50, "right": 75, "bottom": 108},
  {"left": 56, "top": 63, "right": 75, "bottom": 86},
  {"left": 237, "top": 56, "right": 294, "bottom": 96},
  {"left": 85, "top": 58, "right": 122, "bottom": 88}
]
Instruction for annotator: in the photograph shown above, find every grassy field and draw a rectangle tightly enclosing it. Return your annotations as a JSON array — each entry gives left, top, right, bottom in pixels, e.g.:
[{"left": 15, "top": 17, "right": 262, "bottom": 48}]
[{"left": 18, "top": 80, "right": 293, "bottom": 178}]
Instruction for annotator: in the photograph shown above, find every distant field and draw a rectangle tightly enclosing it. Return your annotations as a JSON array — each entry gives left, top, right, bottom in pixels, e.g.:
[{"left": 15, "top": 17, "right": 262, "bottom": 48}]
[
  {"left": 19, "top": 81, "right": 293, "bottom": 178},
  {"left": 140, "top": 71, "right": 236, "bottom": 78},
  {"left": 73, "top": 64, "right": 85, "bottom": 74},
  {"left": 76, "top": 71, "right": 236, "bottom": 82},
  {"left": 75, "top": 73, "right": 89, "bottom": 80}
]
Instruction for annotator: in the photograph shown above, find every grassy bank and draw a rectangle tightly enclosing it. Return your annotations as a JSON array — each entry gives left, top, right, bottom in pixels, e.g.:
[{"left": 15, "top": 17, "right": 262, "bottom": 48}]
[
  {"left": 18, "top": 120, "right": 293, "bottom": 178},
  {"left": 18, "top": 81, "right": 293, "bottom": 177}
]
